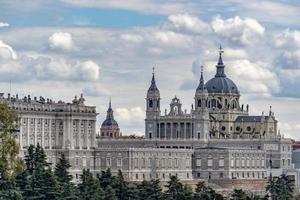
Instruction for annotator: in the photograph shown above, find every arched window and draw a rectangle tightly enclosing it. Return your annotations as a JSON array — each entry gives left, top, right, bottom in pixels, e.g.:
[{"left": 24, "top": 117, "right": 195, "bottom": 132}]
[
  {"left": 149, "top": 99, "right": 153, "bottom": 108},
  {"left": 198, "top": 99, "right": 201, "bottom": 107},
  {"left": 198, "top": 132, "right": 201, "bottom": 139},
  {"left": 211, "top": 99, "right": 217, "bottom": 108},
  {"left": 149, "top": 132, "right": 152, "bottom": 139}
]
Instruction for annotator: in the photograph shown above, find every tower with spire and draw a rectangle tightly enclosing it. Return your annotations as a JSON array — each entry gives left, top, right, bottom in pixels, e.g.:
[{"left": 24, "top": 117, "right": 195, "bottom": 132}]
[
  {"left": 100, "top": 98, "right": 121, "bottom": 138},
  {"left": 145, "top": 67, "right": 161, "bottom": 139}
]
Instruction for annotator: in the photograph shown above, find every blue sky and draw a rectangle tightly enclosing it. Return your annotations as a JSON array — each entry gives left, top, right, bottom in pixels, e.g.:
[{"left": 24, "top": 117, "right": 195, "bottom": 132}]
[{"left": 0, "top": 0, "right": 300, "bottom": 138}]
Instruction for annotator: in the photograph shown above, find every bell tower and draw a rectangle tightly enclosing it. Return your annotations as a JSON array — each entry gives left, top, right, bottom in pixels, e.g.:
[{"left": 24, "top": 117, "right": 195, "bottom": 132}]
[{"left": 145, "top": 68, "right": 160, "bottom": 139}]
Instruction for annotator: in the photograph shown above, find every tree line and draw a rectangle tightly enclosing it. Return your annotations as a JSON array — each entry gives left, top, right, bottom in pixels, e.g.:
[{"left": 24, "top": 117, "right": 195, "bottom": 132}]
[{"left": 0, "top": 102, "right": 296, "bottom": 200}]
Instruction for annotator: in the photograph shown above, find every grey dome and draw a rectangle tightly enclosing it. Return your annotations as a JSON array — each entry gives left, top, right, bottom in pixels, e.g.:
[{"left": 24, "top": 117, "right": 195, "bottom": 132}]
[
  {"left": 205, "top": 76, "right": 239, "bottom": 94},
  {"left": 205, "top": 49, "right": 239, "bottom": 94},
  {"left": 101, "top": 118, "right": 118, "bottom": 127}
]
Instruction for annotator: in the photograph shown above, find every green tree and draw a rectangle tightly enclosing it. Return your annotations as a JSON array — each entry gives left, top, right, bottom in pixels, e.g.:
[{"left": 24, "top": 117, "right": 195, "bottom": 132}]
[
  {"left": 276, "top": 174, "right": 294, "bottom": 200},
  {"left": 19, "top": 145, "right": 60, "bottom": 200},
  {"left": 231, "top": 189, "right": 249, "bottom": 200},
  {"left": 266, "top": 175, "right": 278, "bottom": 200},
  {"left": 0, "top": 169, "right": 23, "bottom": 200},
  {"left": 103, "top": 185, "right": 117, "bottom": 200},
  {"left": 77, "top": 169, "right": 104, "bottom": 200},
  {"left": 99, "top": 168, "right": 114, "bottom": 190},
  {"left": 55, "top": 154, "right": 76, "bottom": 200},
  {"left": 112, "top": 170, "right": 130, "bottom": 200},
  {"left": 137, "top": 179, "right": 163, "bottom": 200},
  {"left": 165, "top": 175, "right": 185, "bottom": 200},
  {"left": 194, "top": 181, "right": 210, "bottom": 200},
  {"left": 0, "top": 102, "right": 24, "bottom": 178}
]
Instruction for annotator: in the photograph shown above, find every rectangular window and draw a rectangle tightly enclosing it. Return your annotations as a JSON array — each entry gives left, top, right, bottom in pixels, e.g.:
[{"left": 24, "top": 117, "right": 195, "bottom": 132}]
[
  {"left": 196, "top": 159, "right": 201, "bottom": 167},
  {"left": 134, "top": 158, "right": 138, "bottom": 168},
  {"left": 208, "top": 159, "right": 213, "bottom": 167},
  {"left": 231, "top": 159, "right": 234, "bottom": 167},
  {"left": 117, "top": 158, "right": 122, "bottom": 168},
  {"left": 106, "top": 158, "right": 111, "bottom": 167},
  {"left": 219, "top": 159, "right": 224, "bottom": 167}
]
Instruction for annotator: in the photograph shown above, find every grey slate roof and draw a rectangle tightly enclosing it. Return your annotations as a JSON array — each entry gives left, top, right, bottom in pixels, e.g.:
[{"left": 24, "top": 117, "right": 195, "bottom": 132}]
[{"left": 235, "top": 116, "right": 270, "bottom": 122}]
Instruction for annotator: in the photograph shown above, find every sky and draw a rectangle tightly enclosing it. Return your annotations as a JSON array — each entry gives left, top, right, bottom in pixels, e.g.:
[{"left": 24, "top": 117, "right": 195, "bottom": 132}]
[{"left": 0, "top": 0, "right": 300, "bottom": 138}]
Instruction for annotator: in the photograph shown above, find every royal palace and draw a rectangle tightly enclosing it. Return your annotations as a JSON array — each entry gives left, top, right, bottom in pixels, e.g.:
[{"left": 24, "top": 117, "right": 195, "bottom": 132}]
[{"left": 0, "top": 49, "right": 296, "bottom": 192}]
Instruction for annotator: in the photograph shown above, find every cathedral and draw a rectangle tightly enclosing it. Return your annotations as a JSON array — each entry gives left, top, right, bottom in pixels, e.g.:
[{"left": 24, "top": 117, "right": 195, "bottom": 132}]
[{"left": 145, "top": 47, "right": 278, "bottom": 142}]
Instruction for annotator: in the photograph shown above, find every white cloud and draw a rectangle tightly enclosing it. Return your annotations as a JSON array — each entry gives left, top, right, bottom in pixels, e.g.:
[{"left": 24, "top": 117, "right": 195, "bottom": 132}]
[
  {"left": 211, "top": 16, "right": 265, "bottom": 45},
  {"left": 78, "top": 61, "right": 100, "bottom": 81},
  {"left": 120, "top": 33, "right": 144, "bottom": 43},
  {"left": 83, "top": 84, "right": 111, "bottom": 97},
  {"left": 0, "top": 40, "right": 17, "bottom": 60},
  {"left": 0, "top": 21, "right": 9, "bottom": 27},
  {"left": 48, "top": 32, "right": 75, "bottom": 51},
  {"left": 162, "top": 13, "right": 211, "bottom": 34},
  {"left": 115, "top": 107, "right": 145, "bottom": 134},
  {"left": 274, "top": 29, "right": 300, "bottom": 48}
]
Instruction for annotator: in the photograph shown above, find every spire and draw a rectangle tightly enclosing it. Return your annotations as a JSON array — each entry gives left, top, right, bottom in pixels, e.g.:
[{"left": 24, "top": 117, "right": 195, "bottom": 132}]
[
  {"left": 106, "top": 98, "right": 114, "bottom": 119},
  {"left": 215, "top": 45, "right": 226, "bottom": 77},
  {"left": 197, "top": 65, "right": 207, "bottom": 91},
  {"left": 148, "top": 67, "right": 159, "bottom": 92}
]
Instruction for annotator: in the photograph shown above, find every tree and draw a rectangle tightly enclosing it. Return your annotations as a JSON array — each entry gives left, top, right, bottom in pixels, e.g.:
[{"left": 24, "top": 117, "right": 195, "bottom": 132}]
[
  {"left": 54, "top": 154, "right": 76, "bottom": 200},
  {"left": 165, "top": 175, "right": 185, "bottom": 200},
  {"left": 112, "top": 170, "right": 130, "bottom": 200},
  {"left": 19, "top": 145, "right": 60, "bottom": 200},
  {"left": 0, "top": 169, "right": 23, "bottom": 200},
  {"left": 231, "top": 189, "right": 249, "bottom": 200},
  {"left": 99, "top": 168, "right": 114, "bottom": 190},
  {"left": 0, "top": 102, "right": 24, "bottom": 178},
  {"left": 266, "top": 174, "right": 294, "bottom": 200},
  {"left": 276, "top": 174, "right": 294, "bottom": 200},
  {"left": 103, "top": 185, "right": 117, "bottom": 200},
  {"left": 77, "top": 169, "right": 104, "bottom": 200},
  {"left": 194, "top": 181, "right": 210, "bottom": 200},
  {"left": 137, "top": 179, "right": 163, "bottom": 200}
]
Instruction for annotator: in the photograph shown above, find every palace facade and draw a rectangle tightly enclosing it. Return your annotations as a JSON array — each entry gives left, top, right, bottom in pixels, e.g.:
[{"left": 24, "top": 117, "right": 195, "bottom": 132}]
[{"left": 0, "top": 48, "right": 295, "bottom": 191}]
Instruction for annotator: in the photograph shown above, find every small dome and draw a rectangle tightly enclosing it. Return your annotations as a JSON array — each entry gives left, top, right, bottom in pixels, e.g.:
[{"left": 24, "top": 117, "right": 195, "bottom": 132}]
[
  {"left": 205, "top": 77, "right": 239, "bottom": 94},
  {"left": 101, "top": 118, "right": 118, "bottom": 127}
]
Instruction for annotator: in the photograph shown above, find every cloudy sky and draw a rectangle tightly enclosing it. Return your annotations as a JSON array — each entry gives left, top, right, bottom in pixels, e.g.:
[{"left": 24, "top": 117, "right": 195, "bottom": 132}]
[{"left": 0, "top": 0, "right": 300, "bottom": 138}]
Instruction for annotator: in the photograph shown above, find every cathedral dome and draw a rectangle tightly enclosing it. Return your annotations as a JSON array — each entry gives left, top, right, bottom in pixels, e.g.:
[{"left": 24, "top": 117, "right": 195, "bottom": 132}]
[
  {"left": 206, "top": 76, "right": 239, "bottom": 94},
  {"left": 205, "top": 47, "right": 239, "bottom": 94},
  {"left": 101, "top": 118, "right": 118, "bottom": 127}
]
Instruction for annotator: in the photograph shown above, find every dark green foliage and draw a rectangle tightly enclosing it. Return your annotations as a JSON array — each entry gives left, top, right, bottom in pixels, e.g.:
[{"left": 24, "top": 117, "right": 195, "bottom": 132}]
[
  {"left": 0, "top": 169, "right": 23, "bottom": 200},
  {"left": 77, "top": 169, "right": 104, "bottom": 200},
  {"left": 266, "top": 174, "right": 294, "bottom": 200},
  {"left": 112, "top": 170, "right": 130, "bottom": 200},
  {"left": 231, "top": 189, "right": 249, "bottom": 200},
  {"left": 103, "top": 185, "right": 117, "bottom": 200},
  {"left": 137, "top": 179, "right": 163, "bottom": 200},
  {"left": 99, "top": 168, "right": 114, "bottom": 190},
  {"left": 55, "top": 154, "right": 76, "bottom": 200},
  {"left": 165, "top": 175, "right": 194, "bottom": 200}
]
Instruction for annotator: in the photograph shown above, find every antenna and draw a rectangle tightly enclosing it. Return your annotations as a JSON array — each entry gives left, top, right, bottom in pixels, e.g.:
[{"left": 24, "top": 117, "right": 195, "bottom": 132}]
[{"left": 9, "top": 80, "right": 11, "bottom": 94}]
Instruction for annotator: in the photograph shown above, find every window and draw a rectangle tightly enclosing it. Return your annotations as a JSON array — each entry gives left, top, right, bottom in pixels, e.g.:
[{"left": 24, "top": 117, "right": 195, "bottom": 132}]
[
  {"left": 106, "top": 158, "right": 111, "bottom": 167},
  {"left": 136, "top": 174, "right": 138, "bottom": 180},
  {"left": 198, "top": 99, "right": 201, "bottom": 107},
  {"left": 247, "top": 126, "right": 251, "bottom": 131},
  {"left": 231, "top": 159, "right": 234, "bottom": 167},
  {"left": 220, "top": 172, "right": 223, "bottom": 178},
  {"left": 208, "top": 158, "right": 213, "bottom": 167},
  {"left": 196, "top": 159, "right": 201, "bottom": 167},
  {"left": 134, "top": 158, "right": 138, "bottom": 168},
  {"left": 219, "top": 158, "right": 224, "bottom": 167},
  {"left": 117, "top": 158, "right": 122, "bottom": 168},
  {"left": 221, "top": 126, "right": 226, "bottom": 131},
  {"left": 197, "top": 173, "right": 201, "bottom": 178},
  {"left": 82, "top": 157, "right": 86, "bottom": 167},
  {"left": 149, "top": 100, "right": 153, "bottom": 108}
]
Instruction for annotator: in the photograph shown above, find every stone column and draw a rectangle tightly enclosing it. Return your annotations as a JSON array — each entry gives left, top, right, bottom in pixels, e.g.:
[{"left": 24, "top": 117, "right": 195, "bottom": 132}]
[
  {"left": 184, "top": 122, "right": 186, "bottom": 140},
  {"left": 34, "top": 118, "right": 37, "bottom": 145},
  {"left": 164, "top": 122, "right": 167, "bottom": 139},
  {"left": 41, "top": 118, "right": 44, "bottom": 147},
  {"left": 171, "top": 122, "right": 173, "bottom": 140},
  {"left": 49, "top": 119, "right": 52, "bottom": 149},
  {"left": 27, "top": 117, "right": 30, "bottom": 146}
]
